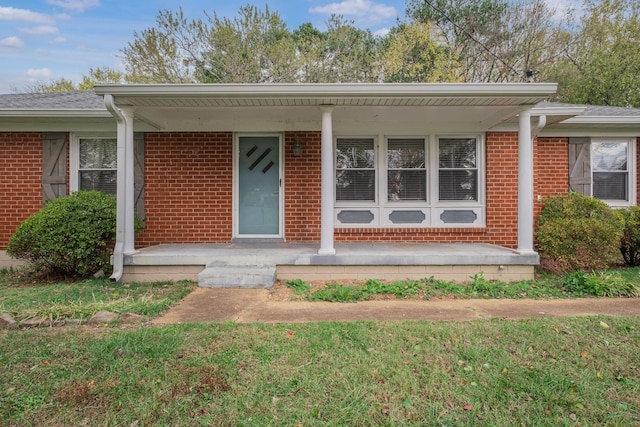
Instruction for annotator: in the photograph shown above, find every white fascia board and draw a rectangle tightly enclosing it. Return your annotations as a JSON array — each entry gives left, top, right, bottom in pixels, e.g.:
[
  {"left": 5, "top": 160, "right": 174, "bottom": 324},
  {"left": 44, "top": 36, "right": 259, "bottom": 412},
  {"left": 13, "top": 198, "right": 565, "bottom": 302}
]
[
  {"left": 94, "top": 83, "right": 558, "bottom": 99},
  {"left": 528, "top": 106, "right": 586, "bottom": 117},
  {"left": 561, "top": 116, "right": 640, "bottom": 125},
  {"left": 0, "top": 109, "right": 110, "bottom": 118}
]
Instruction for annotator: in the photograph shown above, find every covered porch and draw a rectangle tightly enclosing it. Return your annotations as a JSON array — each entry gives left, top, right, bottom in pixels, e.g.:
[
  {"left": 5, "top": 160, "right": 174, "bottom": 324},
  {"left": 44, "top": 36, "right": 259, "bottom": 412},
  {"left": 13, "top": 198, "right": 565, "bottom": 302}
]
[
  {"left": 121, "top": 242, "right": 538, "bottom": 286},
  {"left": 92, "top": 83, "right": 560, "bottom": 286}
]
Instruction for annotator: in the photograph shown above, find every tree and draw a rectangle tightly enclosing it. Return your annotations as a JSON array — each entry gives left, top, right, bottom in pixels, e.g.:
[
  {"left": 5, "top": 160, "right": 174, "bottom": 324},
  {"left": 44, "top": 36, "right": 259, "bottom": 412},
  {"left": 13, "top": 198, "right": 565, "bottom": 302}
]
[
  {"left": 122, "top": 7, "right": 201, "bottom": 83},
  {"left": 543, "top": 0, "right": 640, "bottom": 107},
  {"left": 379, "top": 21, "right": 457, "bottom": 82},
  {"left": 78, "top": 66, "right": 128, "bottom": 89},
  {"left": 198, "top": 5, "right": 298, "bottom": 83},
  {"left": 406, "top": 0, "right": 566, "bottom": 82},
  {"left": 14, "top": 78, "right": 76, "bottom": 93}
]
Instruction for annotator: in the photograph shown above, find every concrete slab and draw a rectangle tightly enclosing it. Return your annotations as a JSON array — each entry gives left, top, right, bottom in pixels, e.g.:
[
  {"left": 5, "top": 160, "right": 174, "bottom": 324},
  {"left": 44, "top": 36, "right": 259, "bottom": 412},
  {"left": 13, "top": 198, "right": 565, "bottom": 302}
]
[{"left": 152, "top": 289, "right": 640, "bottom": 324}]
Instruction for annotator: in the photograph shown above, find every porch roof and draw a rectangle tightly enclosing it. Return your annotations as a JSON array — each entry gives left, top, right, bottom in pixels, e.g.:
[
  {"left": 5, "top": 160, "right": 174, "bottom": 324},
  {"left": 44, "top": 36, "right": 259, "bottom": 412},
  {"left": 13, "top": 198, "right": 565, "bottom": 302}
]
[
  {"left": 91, "top": 83, "right": 559, "bottom": 132},
  {"left": 94, "top": 83, "right": 557, "bottom": 108}
]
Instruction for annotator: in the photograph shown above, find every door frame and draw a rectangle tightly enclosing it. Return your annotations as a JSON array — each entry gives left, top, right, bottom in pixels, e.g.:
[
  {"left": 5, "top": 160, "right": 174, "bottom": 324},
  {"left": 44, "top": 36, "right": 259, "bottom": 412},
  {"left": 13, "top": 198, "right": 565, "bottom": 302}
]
[{"left": 233, "top": 133, "right": 285, "bottom": 239}]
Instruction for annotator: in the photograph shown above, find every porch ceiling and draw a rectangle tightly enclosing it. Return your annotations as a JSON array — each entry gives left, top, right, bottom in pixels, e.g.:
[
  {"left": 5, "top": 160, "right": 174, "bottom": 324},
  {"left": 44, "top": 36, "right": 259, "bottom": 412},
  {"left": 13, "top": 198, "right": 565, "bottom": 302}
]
[{"left": 94, "top": 83, "right": 558, "bottom": 132}]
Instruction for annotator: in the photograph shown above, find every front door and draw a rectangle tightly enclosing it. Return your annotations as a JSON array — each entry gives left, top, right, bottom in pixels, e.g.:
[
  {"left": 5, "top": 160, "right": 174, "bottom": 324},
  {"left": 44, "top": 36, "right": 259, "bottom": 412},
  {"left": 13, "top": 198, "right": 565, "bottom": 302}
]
[{"left": 236, "top": 136, "right": 282, "bottom": 237}]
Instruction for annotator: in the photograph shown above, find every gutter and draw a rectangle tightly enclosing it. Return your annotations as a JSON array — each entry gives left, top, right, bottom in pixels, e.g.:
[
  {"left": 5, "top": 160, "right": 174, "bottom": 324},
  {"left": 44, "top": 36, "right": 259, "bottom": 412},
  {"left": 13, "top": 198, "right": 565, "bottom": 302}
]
[{"left": 103, "top": 94, "right": 126, "bottom": 282}]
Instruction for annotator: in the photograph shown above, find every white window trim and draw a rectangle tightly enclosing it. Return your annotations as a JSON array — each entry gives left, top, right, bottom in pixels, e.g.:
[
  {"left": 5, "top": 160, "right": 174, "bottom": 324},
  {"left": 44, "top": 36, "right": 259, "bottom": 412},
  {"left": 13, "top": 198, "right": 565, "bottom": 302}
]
[
  {"left": 69, "top": 133, "right": 117, "bottom": 193},
  {"left": 591, "top": 137, "right": 636, "bottom": 207},
  {"left": 334, "top": 133, "right": 485, "bottom": 228}
]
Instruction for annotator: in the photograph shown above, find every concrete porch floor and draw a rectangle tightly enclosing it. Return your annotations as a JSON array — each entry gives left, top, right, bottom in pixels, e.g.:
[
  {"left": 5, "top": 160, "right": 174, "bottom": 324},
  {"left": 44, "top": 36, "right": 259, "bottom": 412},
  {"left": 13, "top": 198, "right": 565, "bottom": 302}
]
[{"left": 121, "top": 242, "right": 539, "bottom": 285}]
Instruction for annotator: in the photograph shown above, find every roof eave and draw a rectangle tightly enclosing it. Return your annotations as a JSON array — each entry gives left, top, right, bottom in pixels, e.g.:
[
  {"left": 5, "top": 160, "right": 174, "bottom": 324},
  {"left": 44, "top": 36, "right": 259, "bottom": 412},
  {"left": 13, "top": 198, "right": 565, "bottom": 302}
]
[
  {"left": 0, "top": 109, "right": 110, "bottom": 118},
  {"left": 94, "top": 83, "right": 558, "bottom": 100}
]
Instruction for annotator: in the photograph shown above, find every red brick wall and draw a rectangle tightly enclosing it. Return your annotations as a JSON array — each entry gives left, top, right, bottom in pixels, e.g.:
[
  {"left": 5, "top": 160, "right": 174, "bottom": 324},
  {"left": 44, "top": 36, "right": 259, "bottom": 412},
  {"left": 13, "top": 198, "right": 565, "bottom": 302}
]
[
  {"left": 137, "top": 133, "right": 233, "bottom": 246},
  {"left": 0, "top": 132, "right": 43, "bottom": 248},
  {"left": 284, "top": 132, "right": 321, "bottom": 241},
  {"left": 335, "top": 132, "right": 521, "bottom": 248},
  {"left": 535, "top": 137, "right": 569, "bottom": 218}
]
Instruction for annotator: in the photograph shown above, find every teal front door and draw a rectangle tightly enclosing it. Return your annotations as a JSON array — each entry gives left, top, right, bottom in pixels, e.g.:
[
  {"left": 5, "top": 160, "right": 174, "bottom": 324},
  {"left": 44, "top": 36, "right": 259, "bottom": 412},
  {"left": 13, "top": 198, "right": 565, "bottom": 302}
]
[{"left": 237, "top": 136, "right": 281, "bottom": 236}]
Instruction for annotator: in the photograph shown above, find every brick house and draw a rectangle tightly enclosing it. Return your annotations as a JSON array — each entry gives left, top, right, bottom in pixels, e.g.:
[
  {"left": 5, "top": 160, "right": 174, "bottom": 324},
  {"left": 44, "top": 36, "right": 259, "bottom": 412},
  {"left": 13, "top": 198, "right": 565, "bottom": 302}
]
[{"left": 1, "top": 84, "right": 639, "bottom": 285}]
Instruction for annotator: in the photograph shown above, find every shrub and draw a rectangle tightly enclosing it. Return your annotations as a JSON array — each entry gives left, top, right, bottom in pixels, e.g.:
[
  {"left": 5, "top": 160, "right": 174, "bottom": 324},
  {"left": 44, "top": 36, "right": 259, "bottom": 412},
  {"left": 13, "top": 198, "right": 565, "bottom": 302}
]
[
  {"left": 564, "top": 270, "right": 640, "bottom": 297},
  {"left": 620, "top": 206, "right": 640, "bottom": 266},
  {"left": 535, "top": 193, "right": 623, "bottom": 272},
  {"left": 7, "top": 191, "right": 117, "bottom": 277}
]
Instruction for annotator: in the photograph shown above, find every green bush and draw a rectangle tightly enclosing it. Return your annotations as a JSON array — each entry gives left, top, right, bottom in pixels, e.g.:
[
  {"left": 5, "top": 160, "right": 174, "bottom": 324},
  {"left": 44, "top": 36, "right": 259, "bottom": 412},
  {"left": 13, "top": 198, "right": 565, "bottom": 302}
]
[
  {"left": 535, "top": 193, "right": 623, "bottom": 272},
  {"left": 564, "top": 270, "right": 640, "bottom": 297},
  {"left": 7, "top": 191, "right": 117, "bottom": 277},
  {"left": 620, "top": 206, "right": 640, "bottom": 266}
]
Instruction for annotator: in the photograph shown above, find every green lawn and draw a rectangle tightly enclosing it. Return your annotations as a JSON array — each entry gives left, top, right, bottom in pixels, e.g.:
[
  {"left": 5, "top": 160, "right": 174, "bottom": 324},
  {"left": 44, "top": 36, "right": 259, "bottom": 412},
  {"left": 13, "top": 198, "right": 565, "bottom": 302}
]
[
  {"left": 0, "top": 275, "right": 196, "bottom": 323},
  {"left": 1, "top": 317, "right": 639, "bottom": 426},
  {"left": 1, "top": 269, "right": 639, "bottom": 425}
]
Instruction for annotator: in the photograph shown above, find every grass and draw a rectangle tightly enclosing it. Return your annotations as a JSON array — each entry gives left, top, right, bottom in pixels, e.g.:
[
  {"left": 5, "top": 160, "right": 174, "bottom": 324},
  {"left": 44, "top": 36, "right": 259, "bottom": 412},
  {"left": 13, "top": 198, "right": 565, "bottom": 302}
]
[
  {"left": 0, "top": 272, "right": 196, "bottom": 323},
  {"left": 0, "top": 317, "right": 638, "bottom": 426},
  {"left": 284, "top": 268, "right": 640, "bottom": 302},
  {"left": 1, "top": 267, "right": 639, "bottom": 425}
]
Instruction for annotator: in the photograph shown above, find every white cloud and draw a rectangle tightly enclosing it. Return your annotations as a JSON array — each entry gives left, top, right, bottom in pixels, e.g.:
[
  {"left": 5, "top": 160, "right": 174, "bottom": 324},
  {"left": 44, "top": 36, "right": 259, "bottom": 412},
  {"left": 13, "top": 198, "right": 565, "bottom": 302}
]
[
  {"left": 310, "top": 0, "right": 397, "bottom": 25},
  {"left": 27, "top": 68, "right": 52, "bottom": 79},
  {"left": 543, "top": 0, "right": 584, "bottom": 21},
  {"left": 374, "top": 27, "right": 390, "bottom": 37},
  {"left": 50, "top": 36, "right": 68, "bottom": 44},
  {"left": 20, "top": 25, "right": 60, "bottom": 36},
  {"left": 46, "top": 0, "right": 100, "bottom": 13},
  {"left": 0, "top": 36, "right": 25, "bottom": 49},
  {"left": 0, "top": 6, "right": 55, "bottom": 24}
]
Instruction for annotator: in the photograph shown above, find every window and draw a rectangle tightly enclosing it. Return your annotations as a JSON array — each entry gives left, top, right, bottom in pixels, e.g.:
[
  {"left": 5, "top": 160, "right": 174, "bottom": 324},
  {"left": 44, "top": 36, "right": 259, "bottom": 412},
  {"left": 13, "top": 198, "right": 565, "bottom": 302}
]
[
  {"left": 592, "top": 141, "right": 629, "bottom": 202},
  {"left": 387, "top": 138, "right": 426, "bottom": 201},
  {"left": 334, "top": 134, "right": 484, "bottom": 228},
  {"left": 336, "top": 138, "right": 376, "bottom": 202},
  {"left": 71, "top": 136, "right": 117, "bottom": 195},
  {"left": 438, "top": 138, "right": 478, "bottom": 201}
]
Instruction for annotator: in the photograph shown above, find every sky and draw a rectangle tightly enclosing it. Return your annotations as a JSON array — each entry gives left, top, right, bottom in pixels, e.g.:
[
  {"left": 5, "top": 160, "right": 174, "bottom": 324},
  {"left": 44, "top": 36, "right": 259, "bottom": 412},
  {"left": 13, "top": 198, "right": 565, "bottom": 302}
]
[
  {"left": 0, "top": 0, "right": 410, "bottom": 93},
  {"left": 0, "top": 0, "right": 582, "bottom": 94}
]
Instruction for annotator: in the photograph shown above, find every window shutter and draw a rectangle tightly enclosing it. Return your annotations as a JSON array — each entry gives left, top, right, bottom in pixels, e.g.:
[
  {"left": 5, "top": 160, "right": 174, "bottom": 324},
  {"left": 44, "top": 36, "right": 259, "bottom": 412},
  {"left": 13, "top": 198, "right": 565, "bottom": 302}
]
[
  {"left": 42, "top": 132, "right": 67, "bottom": 203},
  {"left": 568, "top": 137, "right": 591, "bottom": 196},
  {"left": 134, "top": 132, "right": 145, "bottom": 218}
]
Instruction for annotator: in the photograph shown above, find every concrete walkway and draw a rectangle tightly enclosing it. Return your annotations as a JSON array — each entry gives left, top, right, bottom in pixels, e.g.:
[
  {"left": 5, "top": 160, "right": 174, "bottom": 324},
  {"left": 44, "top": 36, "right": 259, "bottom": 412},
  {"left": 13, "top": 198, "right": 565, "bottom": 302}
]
[{"left": 152, "top": 288, "right": 640, "bottom": 324}]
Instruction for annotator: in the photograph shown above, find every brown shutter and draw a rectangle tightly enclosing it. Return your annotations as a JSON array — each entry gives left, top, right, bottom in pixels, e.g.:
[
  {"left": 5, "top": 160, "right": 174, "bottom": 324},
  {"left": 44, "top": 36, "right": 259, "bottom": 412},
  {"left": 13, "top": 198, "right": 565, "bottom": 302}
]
[
  {"left": 568, "top": 137, "right": 591, "bottom": 196},
  {"left": 134, "top": 132, "right": 145, "bottom": 217},
  {"left": 42, "top": 132, "right": 67, "bottom": 203}
]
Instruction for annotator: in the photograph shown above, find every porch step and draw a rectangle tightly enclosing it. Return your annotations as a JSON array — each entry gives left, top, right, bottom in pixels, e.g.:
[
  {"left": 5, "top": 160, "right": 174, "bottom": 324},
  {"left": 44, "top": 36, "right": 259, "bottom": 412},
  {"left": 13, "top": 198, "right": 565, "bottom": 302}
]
[{"left": 198, "top": 266, "right": 276, "bottom": 289}]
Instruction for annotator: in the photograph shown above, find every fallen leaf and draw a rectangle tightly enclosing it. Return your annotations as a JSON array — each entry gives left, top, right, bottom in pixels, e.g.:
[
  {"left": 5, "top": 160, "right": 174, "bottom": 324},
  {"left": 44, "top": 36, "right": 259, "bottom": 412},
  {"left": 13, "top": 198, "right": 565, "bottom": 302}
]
[
  {"left": 463, "top": 404, "right": 474, "bottom": 411},
  {"left": 581, "top": 350, "right": 588, "bottom": 358},
  {"left": 285, "top": 331, "right": 294, "bottom": 338},
  {"left": 43, "top": 361, "right": 50, "bottom": 366},
  {"left": 599, "top": 321, "right": 610, "bottom": 329},
  {"left": 569, "top": 413, "right": 577, "bottom": 421},
  {"left": 597, "top": 371, "right": 603, "bottom": 378},
  {"left": 381, "top": 405, "right": 390, "bottom": 415}
]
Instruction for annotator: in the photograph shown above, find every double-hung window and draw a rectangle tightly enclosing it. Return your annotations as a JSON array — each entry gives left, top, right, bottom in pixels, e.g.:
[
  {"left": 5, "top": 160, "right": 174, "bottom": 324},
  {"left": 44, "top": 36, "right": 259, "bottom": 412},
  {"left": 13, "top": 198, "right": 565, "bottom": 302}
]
[
  {"left": 335, "top": 135, "right": 483, "bottom": 227},
  {"left": 71, "top": 136, "right": 117, "bottom": 195},
  {"left": 336, "top": 138, "right": 376, "bottom": 202},
  {"left": 438, "top": 137, "right": 478, "bottom": 201},
  {"left": 387, "top": 138, "right": 427, "bottom": 201},
  {"left": 592, "top": 140, "right": 629, "bottom": 203}
]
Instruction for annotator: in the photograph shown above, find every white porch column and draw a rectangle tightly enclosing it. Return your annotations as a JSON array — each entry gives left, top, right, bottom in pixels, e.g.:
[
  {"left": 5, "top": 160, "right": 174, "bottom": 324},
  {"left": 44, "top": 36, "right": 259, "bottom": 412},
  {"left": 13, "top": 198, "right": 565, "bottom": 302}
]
[
  {"left": 319, "top": 105, "right": 336, "bottom": 255},
  {"left": 121, "top": 108, "right": 136, "bottom": 255},
  {"left": 517, "top": 109, "right": 535, "bottom": 254}
]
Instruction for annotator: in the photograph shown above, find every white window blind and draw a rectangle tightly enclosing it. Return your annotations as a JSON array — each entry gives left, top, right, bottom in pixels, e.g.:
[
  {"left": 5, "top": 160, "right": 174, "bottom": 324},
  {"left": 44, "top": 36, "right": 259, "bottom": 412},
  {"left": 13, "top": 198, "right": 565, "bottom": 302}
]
[
  {"left": 387, "top": 138, "right": 426, "bottom": 201},
  {"left": 78, "top": 138, "right": 117, "bottom": 195},
  {"left": 592, "top": 142, "right": 628, "bottom": 201},
  {"left": 336, "top": 138, "right": 376, "bottom": 201},
  {"left": 438, "top": 138, "right": 478, "bottom": 201}
]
